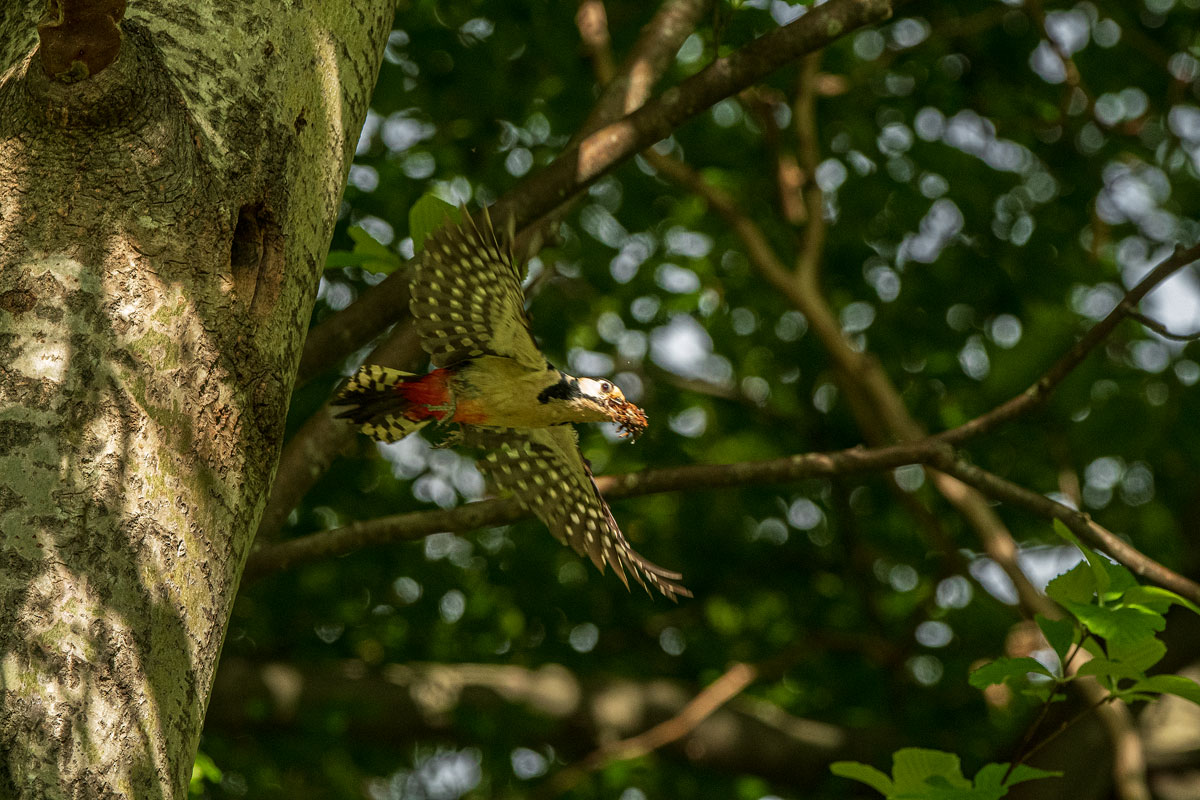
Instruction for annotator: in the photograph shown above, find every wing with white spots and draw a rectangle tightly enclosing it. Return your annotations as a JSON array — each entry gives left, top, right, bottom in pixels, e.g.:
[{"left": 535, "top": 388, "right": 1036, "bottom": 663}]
[
  {"left": 465, "top": 427, "right": 690, "bottom": 600},
  {"left": 410, "top": 209, "right": 545, "bottom": 371}
]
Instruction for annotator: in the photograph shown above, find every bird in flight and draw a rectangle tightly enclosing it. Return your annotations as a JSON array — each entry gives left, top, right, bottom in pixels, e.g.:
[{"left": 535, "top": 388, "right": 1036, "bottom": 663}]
[{"left": 333, "top": 208, "right": 689, "bottom": 600}]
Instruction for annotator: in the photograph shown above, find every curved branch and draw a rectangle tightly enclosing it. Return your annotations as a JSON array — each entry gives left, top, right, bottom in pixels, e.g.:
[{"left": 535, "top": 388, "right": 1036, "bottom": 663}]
[{"left": 644, "top": 145, "right": 1047, "bottom": 612}]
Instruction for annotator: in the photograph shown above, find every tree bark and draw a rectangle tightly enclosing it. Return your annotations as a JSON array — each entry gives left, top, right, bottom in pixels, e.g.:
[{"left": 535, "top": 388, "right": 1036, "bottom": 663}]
[{"left": 0, "top": 2, "right": 391, "bottom": 796}]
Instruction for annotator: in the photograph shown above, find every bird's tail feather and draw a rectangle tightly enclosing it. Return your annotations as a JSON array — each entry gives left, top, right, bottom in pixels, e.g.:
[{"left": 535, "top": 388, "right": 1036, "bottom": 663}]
[{"left": 333, "top": 365, "right": 432, "bottom": 443}]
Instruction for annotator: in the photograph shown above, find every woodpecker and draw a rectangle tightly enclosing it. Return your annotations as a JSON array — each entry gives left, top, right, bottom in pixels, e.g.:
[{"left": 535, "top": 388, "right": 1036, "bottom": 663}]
[{"left": 333, "top": 209, "right": 689, "bottom": 600}]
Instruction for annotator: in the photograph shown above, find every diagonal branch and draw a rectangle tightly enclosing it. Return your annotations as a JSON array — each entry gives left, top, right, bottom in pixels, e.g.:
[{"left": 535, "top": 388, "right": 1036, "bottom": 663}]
[
  {"left": 925, "top": 450, "right": 1200, "bottom": 604},
  {"left": 255, "top": 321, "right": 425, "bottom": 544},
  {"left": 938, "top": 242, "right": 1200, "bottom": 446},
  {"left": 644, "top": 145, "right": 1045, "bottom": 611},
  {"left": 577, "top": 0, "right": 711, "bottom": 138},
  {"left": 544, "top": 662, "right": 759, "bottom": 795}
]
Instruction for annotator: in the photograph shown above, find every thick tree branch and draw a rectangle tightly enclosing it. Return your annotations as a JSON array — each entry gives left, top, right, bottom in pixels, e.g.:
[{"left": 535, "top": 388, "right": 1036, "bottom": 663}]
[{"left": 245, "top": 433, "right": 1200, "bottom": 608}]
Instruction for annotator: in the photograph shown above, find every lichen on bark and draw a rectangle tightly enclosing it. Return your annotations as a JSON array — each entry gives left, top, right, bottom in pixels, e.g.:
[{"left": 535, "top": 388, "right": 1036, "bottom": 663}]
[{"left": 0, "top": 1, "right": 392, "bottom": 796}]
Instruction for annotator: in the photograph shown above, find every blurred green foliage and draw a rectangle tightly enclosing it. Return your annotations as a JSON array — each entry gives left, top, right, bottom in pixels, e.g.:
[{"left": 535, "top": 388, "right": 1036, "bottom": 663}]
[{"left": 204, "top": 0, "right": 1200, "bottom": 797}]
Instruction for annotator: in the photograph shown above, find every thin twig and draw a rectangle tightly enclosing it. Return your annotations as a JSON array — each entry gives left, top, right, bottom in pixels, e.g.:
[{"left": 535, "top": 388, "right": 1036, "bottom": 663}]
[
  {"left": 793, "top": 52, "right": 826, "bottom": 291},
  {"left": 1001, "top": 692, "right": 1058, "bottom": 784},
  {"left": 938, "top": 242, "right": 1200, "bottom": 446},
  {"left": 739, "top": 86, "right": 806, "bottom": 224},
  {"left": 1128, "top": 310, "right": 1200, "bottom": 341},
  {"left": 1019, "top": 695, "right": 1118, "bottom": 771}
]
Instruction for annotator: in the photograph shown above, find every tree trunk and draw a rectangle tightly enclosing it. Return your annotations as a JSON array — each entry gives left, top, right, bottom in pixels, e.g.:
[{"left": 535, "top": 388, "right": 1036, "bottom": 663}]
[{"left": 0, "top": 2, "right": 390, "bottom": 796}]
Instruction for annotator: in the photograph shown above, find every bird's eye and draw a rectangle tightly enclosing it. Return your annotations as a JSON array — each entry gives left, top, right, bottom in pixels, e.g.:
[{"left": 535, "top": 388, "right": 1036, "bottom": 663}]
[{"left": 600, "top": 381, "right": 612, "bottom": 393}]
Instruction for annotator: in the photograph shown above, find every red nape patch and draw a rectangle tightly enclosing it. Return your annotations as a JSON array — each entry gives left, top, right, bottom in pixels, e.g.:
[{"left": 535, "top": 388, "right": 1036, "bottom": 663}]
[{"left": 396, "top": 369, "right": 453, "bottom": 420}]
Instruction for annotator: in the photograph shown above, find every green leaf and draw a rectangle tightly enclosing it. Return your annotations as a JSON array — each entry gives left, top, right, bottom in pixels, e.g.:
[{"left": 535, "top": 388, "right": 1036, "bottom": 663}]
[
  {"left": 1097, "top": 559, "right": 1139, "bottom": 599},
  {"left": 325, "top": 250, "right": 365, "bottom": 268},
  {"left": 910, "top": 777, "right": 998, "bottom": 800},
  {"left": 1052, "top": 520, "right": 1109, "bottom": 596},
  {"left": 190, "top": 752, "right": 222, "bottom": 790},
  {"left": 1046, "top": 563, "right": 1097, "bottom": 606},
  {"left": 974, "top": 763, "right": 1062, "bottom": 789},
  {"left": 409, "top": 194, "right": 459, "bottom": 252},
  {"left": 324, "top": 248, "right": 403, "bottom": 273},
  {"left": 1035, "top": 614, "right": 1077, "bottom": 664},
  {"left": 1064, "top": 602, "right": 1165, "bottom": 644},
  {"left": 893, "top": 748, "right": 971, "bottom": 793},
  {"left": 1107, "top": 635, "right": 1167, "bottom": 672},
  {"left": 1121, "top": 585, "right": 1200, "bottom": 617},
  {"left": 969, "top": 657, "right": 1055, "bottom": 689},
  {"left": 1019, "top": 685, "right": 1063, "bottom": 704},
  {"left": 325, "top": 226, "right": 404, "bottom": 274},
  {"left": 1129, "top": 674, "right": 1200, "bottom": 706},
  {"left": 831, "top": 761, "right": 894, "bottom": 796},
  {"left": 347, "top": 225, "right": 392, "bottom": 255},
  {"left": 1075, "top": 656, "right": 1148, "bottom": 685}
]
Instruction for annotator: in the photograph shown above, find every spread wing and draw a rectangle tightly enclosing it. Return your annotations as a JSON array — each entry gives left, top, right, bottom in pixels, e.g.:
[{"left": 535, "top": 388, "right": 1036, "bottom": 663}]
[
  {"left": 409, "top": 209, "right": 545, "bottom": 371},
  {"left": 464, "top": 426, "right": 690, "bottom": 601}
]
